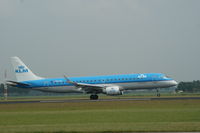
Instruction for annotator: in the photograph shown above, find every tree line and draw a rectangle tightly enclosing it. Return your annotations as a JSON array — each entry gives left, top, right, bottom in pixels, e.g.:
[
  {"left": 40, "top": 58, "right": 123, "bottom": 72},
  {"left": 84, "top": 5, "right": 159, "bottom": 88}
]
[{"left": 176, "top": 80, "right": 200, "bottom": 93}]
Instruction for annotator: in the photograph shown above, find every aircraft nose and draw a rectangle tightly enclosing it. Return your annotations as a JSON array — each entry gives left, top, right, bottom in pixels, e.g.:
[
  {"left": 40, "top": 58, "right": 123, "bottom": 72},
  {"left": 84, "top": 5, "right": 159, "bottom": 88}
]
[{"left": 171, "top": 80, "right": 178, "bottom": 86}]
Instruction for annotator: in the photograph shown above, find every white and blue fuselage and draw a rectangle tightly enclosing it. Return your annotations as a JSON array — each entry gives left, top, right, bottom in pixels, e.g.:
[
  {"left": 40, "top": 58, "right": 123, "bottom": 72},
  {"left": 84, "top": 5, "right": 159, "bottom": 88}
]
[{"left": 19, "top": 73, "right": 176, "bottom": 93}]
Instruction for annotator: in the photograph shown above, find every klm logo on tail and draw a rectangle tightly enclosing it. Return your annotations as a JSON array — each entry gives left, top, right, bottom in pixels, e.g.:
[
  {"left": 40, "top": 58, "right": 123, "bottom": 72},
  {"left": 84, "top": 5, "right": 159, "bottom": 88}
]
[{"left": 15, "top": 66, "right": 28, "bottom": 73}]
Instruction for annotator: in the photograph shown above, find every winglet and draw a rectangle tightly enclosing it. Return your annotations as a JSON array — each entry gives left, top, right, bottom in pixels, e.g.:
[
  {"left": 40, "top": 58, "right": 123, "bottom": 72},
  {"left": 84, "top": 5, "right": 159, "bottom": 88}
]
[{"left": 63, "top": 75, "right": 77, "bottom": 85}]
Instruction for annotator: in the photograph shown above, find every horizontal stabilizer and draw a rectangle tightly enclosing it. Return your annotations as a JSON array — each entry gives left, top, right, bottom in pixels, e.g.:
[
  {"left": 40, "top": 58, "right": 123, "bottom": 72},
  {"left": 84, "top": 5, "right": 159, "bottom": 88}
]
[{"left": 6, "top": 80, "right": 30, "bottom": 87}]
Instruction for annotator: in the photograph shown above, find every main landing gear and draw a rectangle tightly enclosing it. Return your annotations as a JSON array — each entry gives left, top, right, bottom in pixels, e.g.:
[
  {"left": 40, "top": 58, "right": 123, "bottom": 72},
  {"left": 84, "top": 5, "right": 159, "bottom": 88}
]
[
  {"left": 156, "top": 88, "right": 160, "bottom": 97},
  {"left": 90, "top": 94, "right": 98, "bottom": 100}
]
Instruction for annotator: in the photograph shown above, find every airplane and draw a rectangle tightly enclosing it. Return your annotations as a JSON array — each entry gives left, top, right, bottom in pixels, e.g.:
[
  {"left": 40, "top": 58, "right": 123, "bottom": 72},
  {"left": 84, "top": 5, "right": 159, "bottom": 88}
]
[{"left": 6, "top": 56, "right": 178, "bottom": 100}]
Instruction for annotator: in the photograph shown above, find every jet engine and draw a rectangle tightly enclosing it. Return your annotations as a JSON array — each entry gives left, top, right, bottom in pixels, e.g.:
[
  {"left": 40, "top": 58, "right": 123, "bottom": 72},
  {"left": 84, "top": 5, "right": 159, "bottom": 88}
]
[{"left": 104, "top": 86, "right": 123, "bottom": 95}]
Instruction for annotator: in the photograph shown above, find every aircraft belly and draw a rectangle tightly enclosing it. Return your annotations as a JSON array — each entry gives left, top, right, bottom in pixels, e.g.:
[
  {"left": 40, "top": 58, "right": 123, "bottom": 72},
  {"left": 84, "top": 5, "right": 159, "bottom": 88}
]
[{"left": 34, "top": 86, "right": 82, "bottom": 93}]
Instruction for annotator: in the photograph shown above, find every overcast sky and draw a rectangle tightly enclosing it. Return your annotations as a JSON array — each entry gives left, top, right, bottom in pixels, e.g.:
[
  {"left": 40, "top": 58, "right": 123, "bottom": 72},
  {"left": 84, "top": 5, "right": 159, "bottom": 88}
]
[{"left": 0, "top": 0, "right": 200, "bottom": 82}]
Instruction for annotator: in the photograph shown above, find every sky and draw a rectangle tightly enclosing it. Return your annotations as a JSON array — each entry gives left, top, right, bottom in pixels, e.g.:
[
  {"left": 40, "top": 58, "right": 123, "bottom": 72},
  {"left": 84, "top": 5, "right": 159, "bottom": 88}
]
[{"left": 0, "top": 0, "right": 200, "bottom": 82}]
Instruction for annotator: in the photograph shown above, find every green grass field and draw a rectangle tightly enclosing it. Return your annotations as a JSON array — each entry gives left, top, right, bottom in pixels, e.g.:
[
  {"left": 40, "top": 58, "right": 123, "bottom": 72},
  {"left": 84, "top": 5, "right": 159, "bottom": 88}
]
[{"left": 0, "top": 98, "right": 200, "bottom": 133}]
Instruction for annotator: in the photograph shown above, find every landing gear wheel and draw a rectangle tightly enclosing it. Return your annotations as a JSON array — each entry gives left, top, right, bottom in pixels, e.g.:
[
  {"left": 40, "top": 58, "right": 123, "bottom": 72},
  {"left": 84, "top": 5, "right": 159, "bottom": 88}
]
[
  {"left": 90, "top": 95, "right": 98, "bottom": 100},
  {"left": 156, "top": 88, "right": 160, "bottom": 97}
]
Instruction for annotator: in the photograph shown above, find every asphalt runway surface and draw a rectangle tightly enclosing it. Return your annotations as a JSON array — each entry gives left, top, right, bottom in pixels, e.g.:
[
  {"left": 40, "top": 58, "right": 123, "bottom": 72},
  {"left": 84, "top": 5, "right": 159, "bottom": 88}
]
[{"left": 0, "top": 96, "right": 200, "bottom": 104}]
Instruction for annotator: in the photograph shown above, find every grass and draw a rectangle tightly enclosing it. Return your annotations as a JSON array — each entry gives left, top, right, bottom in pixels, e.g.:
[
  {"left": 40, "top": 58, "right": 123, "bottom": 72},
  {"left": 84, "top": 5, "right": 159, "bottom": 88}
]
[{"left": 0, "top": 99, "right": 200, "bottom": 133}]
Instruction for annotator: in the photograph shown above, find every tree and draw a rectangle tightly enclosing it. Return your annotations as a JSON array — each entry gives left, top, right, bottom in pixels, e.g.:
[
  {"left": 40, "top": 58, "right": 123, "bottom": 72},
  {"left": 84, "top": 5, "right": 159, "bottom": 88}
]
[{"left": 176, "top": 80, "right": 200, "bottom": 92}]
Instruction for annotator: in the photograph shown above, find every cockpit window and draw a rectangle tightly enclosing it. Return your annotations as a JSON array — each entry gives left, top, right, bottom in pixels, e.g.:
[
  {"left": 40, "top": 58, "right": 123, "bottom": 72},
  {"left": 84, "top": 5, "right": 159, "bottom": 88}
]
[{"left": 162, "top": 75, "right": 170, "bottom": 79}]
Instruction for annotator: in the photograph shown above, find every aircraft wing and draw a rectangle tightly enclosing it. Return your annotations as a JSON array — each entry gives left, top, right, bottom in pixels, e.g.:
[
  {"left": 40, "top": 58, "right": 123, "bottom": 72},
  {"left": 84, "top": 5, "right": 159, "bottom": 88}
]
[
  {"left": 74, "top": 82, "right": 105, "bottom": 93},
  {"left": 64, "top": 76, "right": 105, "bottom": 93}
]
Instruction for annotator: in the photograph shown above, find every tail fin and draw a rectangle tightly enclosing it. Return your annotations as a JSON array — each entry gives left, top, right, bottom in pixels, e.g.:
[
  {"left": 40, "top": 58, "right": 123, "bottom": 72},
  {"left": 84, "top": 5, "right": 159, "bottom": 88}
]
[{"left": 11, "top": 56, "right": 43, "bottom": 82}]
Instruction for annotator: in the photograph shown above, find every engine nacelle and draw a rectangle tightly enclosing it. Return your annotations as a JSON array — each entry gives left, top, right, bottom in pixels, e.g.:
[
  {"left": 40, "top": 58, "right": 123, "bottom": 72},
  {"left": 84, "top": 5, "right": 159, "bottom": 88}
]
[{"left": 104, "top": 86, "right": 123, "bottom": 96}]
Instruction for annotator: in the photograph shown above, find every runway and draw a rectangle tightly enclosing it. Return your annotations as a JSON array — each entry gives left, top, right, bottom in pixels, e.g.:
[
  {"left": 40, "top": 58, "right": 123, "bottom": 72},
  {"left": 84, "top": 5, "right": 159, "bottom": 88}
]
[{"left": 0, "top": 96, "right": 200, "bottom": 104}]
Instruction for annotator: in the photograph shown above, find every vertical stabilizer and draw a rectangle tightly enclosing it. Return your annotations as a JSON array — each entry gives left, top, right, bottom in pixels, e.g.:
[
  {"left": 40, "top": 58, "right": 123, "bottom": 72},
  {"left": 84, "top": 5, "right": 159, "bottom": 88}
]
[{"left": 11, "top": 57, "right": 43, "bottom": 82}]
